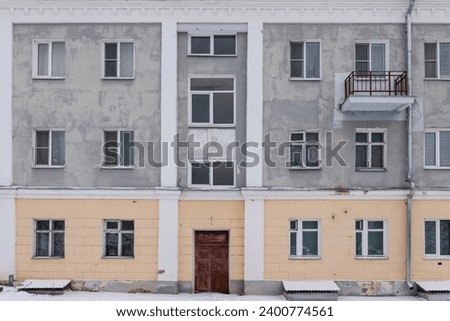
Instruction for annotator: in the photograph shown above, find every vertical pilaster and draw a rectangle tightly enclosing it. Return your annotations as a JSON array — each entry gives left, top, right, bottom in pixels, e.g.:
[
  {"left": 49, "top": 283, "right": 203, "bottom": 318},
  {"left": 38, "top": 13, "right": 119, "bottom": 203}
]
[{"left": 0, "top": 195, "right": 15, "bottom": 282}]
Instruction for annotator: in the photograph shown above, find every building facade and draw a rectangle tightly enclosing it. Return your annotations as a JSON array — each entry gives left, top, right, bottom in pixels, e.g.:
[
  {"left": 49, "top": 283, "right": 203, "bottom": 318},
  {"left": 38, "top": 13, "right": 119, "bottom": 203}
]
[{"left": 1, "top": 0, "right": 450, "bottom": 296}]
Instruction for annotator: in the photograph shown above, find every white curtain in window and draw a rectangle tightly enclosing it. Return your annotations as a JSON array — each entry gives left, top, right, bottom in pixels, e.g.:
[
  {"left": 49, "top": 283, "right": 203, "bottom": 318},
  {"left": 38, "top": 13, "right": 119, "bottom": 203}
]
[
  {"left": 305, "top": 42, "right": 320, "bottom": 78},
  {"left": 424, "top": 132, "right": 436, "bottom": 166},
  {"left": 120, "top": 43, "right": 134, "bottom": 77},
  {"left": 371, "top": 44, "right": 386, "bottom": 72},
  {"left": 52, "top": 42, "right": 65, "bottom": 77},
  {"left": 51, "top": 131, "right": 65, "bottom": 166},
  {"left": 440, "top": 43, "right": 450, "bottom": 78},
  {"left": 440, "top": 131, "right": 450, "bottom": 167},
  {"left": 38, "top": 43, "right": 49, "bottom": 76}
]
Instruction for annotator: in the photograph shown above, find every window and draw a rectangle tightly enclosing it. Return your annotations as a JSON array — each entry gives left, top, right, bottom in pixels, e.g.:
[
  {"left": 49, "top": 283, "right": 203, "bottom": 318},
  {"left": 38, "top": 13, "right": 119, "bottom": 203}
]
[
  {"left": 355, "top": 42, "right": 387, "bottom": 73},
  {"left": 190, "top": 78, "right": 234, "bottom": 126},
  {"left": 289, "top": 219, "right": 320, "bottom": 257},
  {"left": 103, "top": 41, "right": 134, "bottom": 78},
  {"left": 34, "top": 130, "right": 65, "bottom": 167},
  {"left": 355, "top": 129, "right": 386, "bottom": 169},
  {"left": 103, "top": 130, "right": 134, "bottom": 167},
  {"left": 189, "top": 34, "right": 236, "bottom": 55},
  {"left": 104, "top": 220, "right": 134, "bottom": 257},
  {"left": 33, "top": 41, "right": 65, "bottom": 78},
  {"left": 290, "top": 42, "right": 321, "bottom": 79},
  {"left": 425, "top": 42, "right": 450, "bottom": 78},
  {"left": 355, "top": 220, "right": 387, "bottom": 258},
  {"left": 289, "top": 132, "right": 320, "bottom": 168},
  {"left": 425, "top": 219, "right": 450, "bottom": 257},
  {"left": 34, "top": 220, "right": 65, "bottom": 257},
  {"left": 190, "top": 161, "right": 234, "bottom": 186},
  {"left": 424, "top": 130, "right": 450, "bottom": 168}
]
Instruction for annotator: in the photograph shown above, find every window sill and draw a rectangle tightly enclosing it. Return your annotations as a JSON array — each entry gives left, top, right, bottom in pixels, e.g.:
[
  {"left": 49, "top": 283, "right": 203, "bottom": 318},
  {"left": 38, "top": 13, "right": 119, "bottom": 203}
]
[
  {"left": 289, "top": 77, "right": 322, "bottom": 81},
  {"left": 355, "top": 256, "right": 388, "bottom": 260},
  {"left": 356, "top": 168, "right": 387, "bottom": 172},
  {"left": 188, "top": 124, "right": 236, "bottom": 128},
  {"left": 32, "top": 256, "right": 64, "bottom": 259},
  {"left": 289, "top": 256, "right": 322, "bottom": 260},
  {"left": 424, "top": 166, "right": 450, "bottom": 170},
  {"left": 424, "top": 78, "right": 450, "bottom": 81},
  {"left": 101, "top": 77, "right": 135, "bottom": 80},
  {"left": 101, "top": 166, "right": 134, "bottom": 170},
  {"left": 102, "top": 256, "right": 134, "bottom": 259},
  {"left": 32, "top": 77, "right": 65, "bottom": 80},
  {"left": 32, "top": 165, "right": 65, "bottom": 169},
  {"left": 289, "top": 167, "right": 322, "bottom": 171},
  {"left": 187, "top": 185, "right": 236, "bottom": 189},
  {"left": 423, "top": 256, "right": 450, "bottom": 260},
  {"left": 188, "top": 53, "right": 237, "bottom": 57}
]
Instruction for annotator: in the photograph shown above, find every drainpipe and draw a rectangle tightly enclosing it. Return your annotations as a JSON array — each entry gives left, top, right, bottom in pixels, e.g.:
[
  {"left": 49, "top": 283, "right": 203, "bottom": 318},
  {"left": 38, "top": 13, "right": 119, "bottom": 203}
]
[{"left": 406, "top": 0, "right": 415, "bottom": 291}]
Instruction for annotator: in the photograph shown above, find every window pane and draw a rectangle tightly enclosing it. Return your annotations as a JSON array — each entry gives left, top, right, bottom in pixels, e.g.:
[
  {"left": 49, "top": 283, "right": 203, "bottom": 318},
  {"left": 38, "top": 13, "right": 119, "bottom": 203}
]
[
  {"left": 213, "top": 161, "right": 234, "bottom": 186},
  {"left": 192, "top": 94, "right": 210, "bottom": 123},
  {"left": 371, "top": 145, "right": 384, "bottom": 168},
  {"left": 355, "top": 133, "right": 368, "bottom": 143},
  {"left": 356, "top": 231, "right": 362, "bottom": 256},
  {"left": 105, "top": 43, "right": 117, "bottom": 59},
  {"left": 121, "top": 220, "right": 134, "bottom": 231},
  {"left": 425, "top": 221, "right": 436, "bottom": 255},
  {"left": 368, "top": 231, "right": 384, "bottom": 255},
  {"left": 291, "top": 133, "right": 304, "bottom": 142},
  {"left": 106, "top": 221, "right": 119, "bottom": 230},
  {"left": 36, "top": 149, "right": 49, "bottom": 165},
  {"left": 290, "top": 220, "right": 298, "bottom": 230},
  {"left": 290, "top": 144, "right": 302, "bottom": 167},
  {"left": 36, "top": 131, "right": 50, "bottom": 148},
  {"left": 290, "top": 43, "right": 303, "bottom": 60},
  {"left": 213, "top": 92, "right": 234, "bottom": 124},
  {"left": 104, "top": 132, "right": 118, "bottom": 166},
  {"left": 120, "top": 131, "right": 134, "bottom": 166},
  {"left": 191, "top": 78, "right": 233, "bottom": 91},
  {"left": 105, "top": 233, "right": 119, "bottom": 256},
  {"left": 355, "top": 44, "right": 369, "bottom": 72},
  {"left": 52, "top": 232, "right": 65, "bottom": 257},
  {"left": 105, "top": 60, "right": 117, "bottom": 77},
  {"left": 425, "top": 43, "right": 437, "bottom": 60},
  {"left": 440, "top": 220, "right": 450, "bottom": 256},
  {"left": 371, "top": 132, "right": 384, "bottom": 143},
  {"left": 122, "top": 233, "right": 134, "bottom": 256},
  {"left": 36, "top": 220, "right": 49, "bottom": 231},
  {"left": 425, "top": 43, "right": 437, "bottom": 78},
  {"left": 425, "top": 61, "right": 437, "bottom": 78},
  {"left": 52, "top": 220, "right": 65, "bottom": 231},
  {"left": 306, "top": 133, "right": 318, "bottom": 142},
  {"left": 439, "top": 131, "right": 450, "bottom": 167},
  {"left": 306, "top": 144, "right": 319, "bottom": 167},
  {"left": 51, "top": 42, "right": 65, "bottom": 77},
  {"left": 439, "top": 43, "right": 450, "bottom": 78},
  {"left": 290, "top": 232, "right": 297, "bottom": 256},
  {"left": 368, "top": 221, "right": 383, "bottom": 229},
  {"left": 191, "top": 36, "right": 210, "bottom": 54},
  {"left": 302, "top": 231, "right": 318, "bottom": 256},
  {"left": 425, "top": 132, "right": 437, "bottom": 166},
  {"left": 305, "top": 42, "right": 320, "bottom": 78},
  {"left": 290, "top": 61, "right": 303, "bottom": 78},
  {"left": 371, "top": 43, "right": 386, "bottom": 72},
  {"left": 214, "top": 35, "right": 236, "bottom": 55},
  {"left": 51, "top": 131, "right": 65, "bottom": 166},
  {"left": 36, "top": 232, "right": 49, "bottom": 256},
  {"left": 38, "top": 43, "right": 49, "bottom": 76},
  {"left": 191, "top": 162, "right": 210, "bottom": 185},
  {"left": 303, "top": 221, "right": 318, "bottom": 230},
  {"left": 120, "top": 43, "right": 134, "bottom": 77},
  {"left": 356, "top": 145, "right": 367, "bottom": 167}
]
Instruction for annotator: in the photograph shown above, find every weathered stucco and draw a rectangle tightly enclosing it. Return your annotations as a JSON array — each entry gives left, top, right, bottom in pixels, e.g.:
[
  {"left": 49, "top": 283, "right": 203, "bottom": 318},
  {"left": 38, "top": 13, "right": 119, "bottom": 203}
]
[{"left": 13, "top": 24, "right": 162, "bottom": 187}]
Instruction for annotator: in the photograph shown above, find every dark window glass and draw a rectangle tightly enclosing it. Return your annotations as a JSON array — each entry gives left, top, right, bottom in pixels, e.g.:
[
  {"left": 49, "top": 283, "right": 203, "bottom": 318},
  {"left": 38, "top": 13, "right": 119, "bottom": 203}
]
[
  {"left": 355, "top": 133, "right": 368, "bottom": 143},
  {"left": 425, "top": 43, "right": 437, "bottom": 78},
  {"left": 53, "top": 232, "right": 65, "bottom": 257},
  {"left": 368, "top": 231, "right": 384, "bottom": 255},
  {"left": 303, "top": 231, "right": 318, "bottom": 255},
  {"left": 191, "top": 78, "right": 234, "bottom": 91},
  {"left": 105, "top": 43, "right": 117, "bottom": 59},
  {"left": 106, "top": 221, "right": 119, "bottom": 230},
  {"left": 192, "top": 94, "right": 210, "bottom": 123},
  {"left": 356, "top": 145, "right": 367, "bottom": 167},
  {"left": 291, "top": 133, "right": 304, "bottom": 141},
  {"left": 290, "top": 43, "right": 303, "bottom": 60},
  {"left": 121, "top": 131, "right": 134, "bottom": 166},
  {"left": 52, "top": 220, "right": 65, "bottom": 230},
  {"left": 371, "top": 133, "right": 384, "bottom": 143},
  {"left": 214, "top": 35, "right": 236, "bottom": 55},
  {"left": 440, "top": 220, "right": 450, "bottom": 256},
  {"left": 36, "top": 232, "right": 49, "bottom": 256},
  {"left": 371, "top": 145, "right": 384, "bottom": 168},
  {"left": 290, "top": 144, "right": 302, "bottom": 167},
  {"left": 191, "top": 36, "right": 210, "bottom": 54},
  {"left": 191, "top": 162, "right": 210, "bottom": 185},
  {"left": 290, "top": 232, "right": 297, "bottom": 256},
  {"left": 290, "top": 61, "right": 303, "bottom": 78},
  {"left": 213, "top": 161, "right": 234, "bottom": 186},
  {"left": 104, "top": 132, "right": 118, "bottom": 166},
  {"left": 122, "top": 233, "right": 134, "bottom": 256},
  {"left": 36, "top": 220, "right": 50, "bottom": 231},
  {"left": 213, "top": 92, "right": 234, "bottom": 124},
  {"left": 425, "top": 221, "right": 436, "bottom": 255},
  {"left": 105, "top": 233, "right": 119, "bottom": 256},
  {"left": 122, "top": 221, "right": 134, "bottom": 231}
]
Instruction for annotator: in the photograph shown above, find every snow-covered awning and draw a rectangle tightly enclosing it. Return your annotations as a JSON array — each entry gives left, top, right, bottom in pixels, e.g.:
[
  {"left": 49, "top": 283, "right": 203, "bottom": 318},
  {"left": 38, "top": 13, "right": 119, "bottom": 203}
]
[
  {"left": 416, "top": 281, "right": 450, "bottom": 292},
  {"left": 17, "top": 279, "right": 71, "bottom": 291}
]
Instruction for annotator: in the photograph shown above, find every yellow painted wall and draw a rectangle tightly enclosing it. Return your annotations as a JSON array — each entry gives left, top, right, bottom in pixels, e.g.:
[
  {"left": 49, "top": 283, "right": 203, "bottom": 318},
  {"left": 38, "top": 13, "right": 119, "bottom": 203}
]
[
  {"left": 412, "top": 200, "right": 450, "bottom": 280},
  {"left": 178, "top": 200, "right": 244, "bottom": 283},
  {"left": 265, "top": 200, "right": 406, "bottom": 280},
  {"left": 16, "top": 199, "right": 159, "bottom": 280}
]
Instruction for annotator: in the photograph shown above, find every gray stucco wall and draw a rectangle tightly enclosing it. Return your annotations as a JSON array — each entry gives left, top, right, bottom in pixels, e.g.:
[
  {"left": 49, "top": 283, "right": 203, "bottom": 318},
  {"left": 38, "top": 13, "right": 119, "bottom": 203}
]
[
  {"left": 177, "top": 32, "right": 247, "bottom": 188},
  {"left": 411, "top": 24, "right": 450, "bottom": 189},
  {"left": 13, "top": 23, "right": 161, "bottom": 187},
  {"left": 263, "top": 23, "right": 409, "bottom": 189}
]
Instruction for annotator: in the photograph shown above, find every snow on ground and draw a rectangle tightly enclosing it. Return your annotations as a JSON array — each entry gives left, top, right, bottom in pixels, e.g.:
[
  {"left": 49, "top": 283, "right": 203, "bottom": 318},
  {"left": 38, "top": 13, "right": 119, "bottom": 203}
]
[{"left": 0, "top": 286, "right": 425, "bottom": 301}]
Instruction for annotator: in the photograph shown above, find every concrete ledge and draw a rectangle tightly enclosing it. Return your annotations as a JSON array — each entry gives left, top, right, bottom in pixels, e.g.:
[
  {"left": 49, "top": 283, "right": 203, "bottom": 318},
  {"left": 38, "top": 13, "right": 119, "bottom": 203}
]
[
  {"left": 336, "top": 281, "right": 416, "bottom": 296},
  {"left": 244, "top": 281, "right": 283, "bottom": 295},
  {"left": 418, "top": 292, "right": 450, "bottom": 301},
  {"left": 179, "top": 280, "right": 244, "bottom": 294},
  {"left": 156, "top": 281, "right": 178, "bottom": 294},
  {"left": 283, "top": 291, "right": 338, "bottom": 301},
  {"left": 71, "top": 280, "right": 157, "bottom": 293}
]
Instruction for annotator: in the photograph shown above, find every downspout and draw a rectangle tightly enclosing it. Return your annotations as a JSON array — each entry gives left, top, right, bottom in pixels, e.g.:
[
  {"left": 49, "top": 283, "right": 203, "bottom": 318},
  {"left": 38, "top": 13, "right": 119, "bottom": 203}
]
[{"left": 406, "top": 0, "right": 415, "bottom": 291}]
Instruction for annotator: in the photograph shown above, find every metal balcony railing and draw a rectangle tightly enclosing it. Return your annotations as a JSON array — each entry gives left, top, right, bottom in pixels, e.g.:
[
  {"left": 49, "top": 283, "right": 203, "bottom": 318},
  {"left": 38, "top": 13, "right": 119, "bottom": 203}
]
[{"left": 344, "top": 71, "right": 407, "bottom": 100}]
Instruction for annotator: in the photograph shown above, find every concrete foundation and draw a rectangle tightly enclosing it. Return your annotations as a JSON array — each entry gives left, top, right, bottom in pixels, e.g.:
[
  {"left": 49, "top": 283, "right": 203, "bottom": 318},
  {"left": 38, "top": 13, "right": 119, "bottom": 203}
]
[
  {"left": 283, "top": 291, "right": 338, "bottom": 301},
  {"left": 71, "top": 280, "right": 157, "bottom": 293},
  {"left": 418, "top": 292, "right": 450, "bottom": 301}
]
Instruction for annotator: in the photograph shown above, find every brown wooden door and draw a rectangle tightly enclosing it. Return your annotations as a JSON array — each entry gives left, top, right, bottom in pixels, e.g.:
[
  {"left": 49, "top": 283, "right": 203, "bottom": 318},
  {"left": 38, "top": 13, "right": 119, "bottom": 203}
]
[{"left": 195, "top": 231, "right": 229, "bottom": 293}]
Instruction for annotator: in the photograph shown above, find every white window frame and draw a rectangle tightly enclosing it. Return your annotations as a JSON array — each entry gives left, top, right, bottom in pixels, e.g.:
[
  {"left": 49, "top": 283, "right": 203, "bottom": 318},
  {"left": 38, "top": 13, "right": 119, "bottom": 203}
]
[
  {"left": 32, "top": 40, "right": 65, "bottom": 79},
  {"left": 354, "top": 40, "right": 390, "bottom": 72},
  {"left": 355, "top": 128, "right": 387, "bottom": 170},
  {"left": 289, "top": 219, "right": 321, "bottom": 259},
  {"left": 355, "top": 219, "right": 388, "bottom": 259},
  {"left": 424, "top": 42, "right": 450, "bottom": 79},
  {"left": 289, "top": 40, "right": 322, "bottom": 80},
  {"left": 188, "top": 160, "right": 235, "bottom": 188},
  {"left": 32, "top": 129, "right": 65, "bottom": 168},
  {"left": 188, "top": 34, "right": 237, "bottom": 56},
  {"left": 102, "top": 129, "right": 135, "bottom": 169},
  {"left": 188, "top": 75, "right": 236, "bottom": 127},
  {"left": 424, "top": 129, "right": 450, "bottom": 169},
  {"left": 33, "top": 219, "right": 65, "bottom": 258},
  {"left": 103, "top": 220, "right": 135, "bottom": 258},
  {"left": 101, "top": 40, "right": 135, "bottom": 79},
  {"left": 289, "top": 131, "right": 321, "bottom": 170},
  {"left": 424, "top": 219, "right": 450, "bottom": 258}
]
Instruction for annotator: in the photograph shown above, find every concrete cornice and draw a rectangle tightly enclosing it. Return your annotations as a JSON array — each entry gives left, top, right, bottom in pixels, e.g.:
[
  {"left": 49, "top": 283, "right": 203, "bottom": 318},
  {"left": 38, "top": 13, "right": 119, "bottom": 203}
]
[{"left": 1, "top": 0, "right": 449, "bottom": 24}]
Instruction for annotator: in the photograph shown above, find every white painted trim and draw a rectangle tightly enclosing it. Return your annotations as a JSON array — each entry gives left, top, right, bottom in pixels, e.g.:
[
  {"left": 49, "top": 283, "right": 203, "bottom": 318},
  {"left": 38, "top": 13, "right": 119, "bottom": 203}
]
[
  {"left": 178, "top": 23, "right": 247, "bottom": 33},
  {"left": 101, "top": 39, "right": 135, "bottom": 79},
  {"left": 0, "top": 198, "right": 15, "bottom": 280},
  {"left": 0, "top": 20, "right": 12, "bottom": 186},
  {"left": 244, "top": 198, "right": 264, "bottom": 281},
  {"left": 160, "top": 21, "right": 178, "bottom": 187},
  {"left": 246, "top": 21, "right": 263, "bottom": 187},
  {"left": 157, "top": 198, "right": 179, "bottom": 282}
]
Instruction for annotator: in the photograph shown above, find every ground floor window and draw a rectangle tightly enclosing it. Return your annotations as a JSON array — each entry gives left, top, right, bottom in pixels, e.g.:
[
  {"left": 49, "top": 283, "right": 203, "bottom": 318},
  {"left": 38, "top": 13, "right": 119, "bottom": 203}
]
[
  {"left": 355, "top": 219, "right": 387, "bottom": 257},
  {"left": 289, "top": 219, "right": 320, "bottom": 257},
  {"left": 104, "top": 220, "right": 135, "bottom": 257},
  {"left": 425, "top": 219, "right": 450, "bottom": 257},
  {"left": 34, "top": 219, "right": 65, "bottom": 257}
]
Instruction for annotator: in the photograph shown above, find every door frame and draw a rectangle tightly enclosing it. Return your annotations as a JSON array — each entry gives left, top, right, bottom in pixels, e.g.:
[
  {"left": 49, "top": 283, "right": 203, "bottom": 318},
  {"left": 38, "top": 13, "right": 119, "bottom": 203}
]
[{"left": 193, "top": 229, "right": 231, "bottom": 293}]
